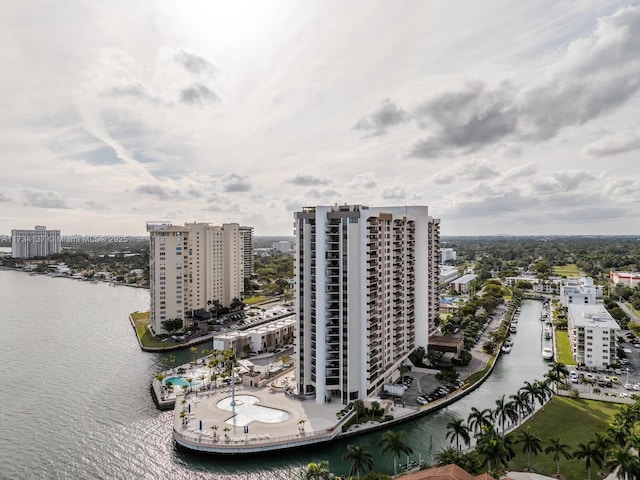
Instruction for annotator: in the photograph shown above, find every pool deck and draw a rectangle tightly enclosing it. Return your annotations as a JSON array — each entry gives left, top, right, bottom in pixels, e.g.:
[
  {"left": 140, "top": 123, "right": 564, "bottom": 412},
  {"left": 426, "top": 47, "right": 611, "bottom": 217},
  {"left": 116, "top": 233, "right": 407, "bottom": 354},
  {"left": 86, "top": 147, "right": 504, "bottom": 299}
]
[{"left": 173, "top": 382, "right": 351, "bottom": 453}]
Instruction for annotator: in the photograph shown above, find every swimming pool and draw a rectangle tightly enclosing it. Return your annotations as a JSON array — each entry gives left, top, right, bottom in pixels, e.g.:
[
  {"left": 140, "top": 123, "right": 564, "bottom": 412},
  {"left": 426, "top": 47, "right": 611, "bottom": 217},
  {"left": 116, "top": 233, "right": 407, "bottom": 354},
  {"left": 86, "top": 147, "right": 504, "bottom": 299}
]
[
  {"left": 217, "top": 395, "right": 290, "bottom": 426},
  {"left": 163, "top": 376, "right": 201, "bottom": 388}
]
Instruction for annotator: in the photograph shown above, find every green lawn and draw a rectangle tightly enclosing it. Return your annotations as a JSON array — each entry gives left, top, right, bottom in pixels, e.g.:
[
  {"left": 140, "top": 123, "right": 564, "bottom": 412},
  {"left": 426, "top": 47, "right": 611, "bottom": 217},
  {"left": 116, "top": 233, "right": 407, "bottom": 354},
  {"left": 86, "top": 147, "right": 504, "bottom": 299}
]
[
  {"left": 130, "top": 311, "right": 180, "bottom": 349},
  {"left": 555, "top": 330, "right": 574, "bottom": 365},
  {"left": 506, "top": 397, "right": 621, "bottom": 478},
  {"left": 552, "top": 264, "right": 581, "bottom": 277},
  {"left": 244, "top": 295, "right": 268, "bottom": 305}
]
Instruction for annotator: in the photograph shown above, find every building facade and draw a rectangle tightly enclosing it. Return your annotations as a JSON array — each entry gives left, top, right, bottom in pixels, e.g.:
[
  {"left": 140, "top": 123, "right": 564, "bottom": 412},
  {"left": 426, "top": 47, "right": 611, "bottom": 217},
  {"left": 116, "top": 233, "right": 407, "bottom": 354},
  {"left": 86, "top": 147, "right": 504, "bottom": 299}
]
[
  {"left": 452, "top": 274, "right": 477, "bottom": 294},
  {"left": 11, "top": 225, "right": 61, "bottom": 258},
  {"left": 560, "top": 277, "right": 601, "bottom": 307},
  {"left": 440, "top": 248, "right": 456, "bottom": 263},
  {"left": 610, "top": 270, "right": 640, "bottom": 288},
  {"left": 239, "top": 226, "right": 254, "bottom": 277},
  {"left": 567, "top": 304, "right": 620, "bottom": 368},
  {"left": 428, "top": 218, "right": 441, "bottom": 335},
  {"left": 213, "top": 317, "right": 296, "bottom": 356},
  {"left": 147, "top": 221, "right": 249, "bottom": 335},
  {"left": 294, "top": 205, "right": 437, "bottom": 405}
]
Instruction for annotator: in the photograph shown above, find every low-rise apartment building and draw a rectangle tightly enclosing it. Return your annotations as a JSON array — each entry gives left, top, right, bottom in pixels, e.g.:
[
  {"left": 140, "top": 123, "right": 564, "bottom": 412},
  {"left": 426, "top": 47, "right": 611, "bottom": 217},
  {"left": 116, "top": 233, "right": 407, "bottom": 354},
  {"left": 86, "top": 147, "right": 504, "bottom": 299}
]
[{"left": 567, "top": 304, "right": 620, "bottom": 368}]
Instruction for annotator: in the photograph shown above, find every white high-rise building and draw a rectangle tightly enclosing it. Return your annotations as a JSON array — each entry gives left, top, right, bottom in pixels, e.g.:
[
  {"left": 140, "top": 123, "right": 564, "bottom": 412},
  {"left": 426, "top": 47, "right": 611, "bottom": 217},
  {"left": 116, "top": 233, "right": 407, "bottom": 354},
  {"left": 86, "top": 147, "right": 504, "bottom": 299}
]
[
  {"left": 146, "top": 221, "right": 249, "bottom": 335},
  {"left": 294, "top": 205, "right": 439, "bottom": 405},
  {"left": 11, "top": 225, "right": 61, "bottom": 258}
]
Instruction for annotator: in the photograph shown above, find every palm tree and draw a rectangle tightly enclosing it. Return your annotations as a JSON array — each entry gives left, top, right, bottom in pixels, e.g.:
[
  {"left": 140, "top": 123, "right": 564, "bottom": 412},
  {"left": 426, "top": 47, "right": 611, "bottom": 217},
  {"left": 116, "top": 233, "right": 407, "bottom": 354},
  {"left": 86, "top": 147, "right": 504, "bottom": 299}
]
[
  {"left": 574, "top": 440, "right": 603, "bottom": 480},
  {"left": 534, "top": 378, "right": 554, "bottom": 404},
  {"left": 475, "top": 425, "right": 514, "bottom": 473},
  {"left": 210, "top": 425, "right": 218, "bottom": 440},
  {"left": 520, "top": 381, "right": 538, "bottom": 412},
  {"left": 493, "top": 395, "right": 517, "bottom": 435},
  {"left": 517, "top": 426, "right": 542, "bottom": 471},
  {"left": 468, "top": 407, "right": 493, "bottom": 434},
  {"left": 398, "top": 363, "right": 410, "bottom": 387},
  {"left": 342, "top": 444, "right": 374, "bottom": 478},
  {"left": 189, "top": 346, "right": 198, "bottom": 364},
  {"left": 545, "top": 436, "right": 573, "bottom": 478},
  {"left": 546, "top": 361, "right": 569, "bottom": 390},
  {"left": 510, "top": 390, "right": 532, "bottom": 425},
  {"left": 434, "top": 446, "right": 464, "bottom": 467},
  {"left": 607, "top": 423, "right": 632, "bottom": 448},
  {"left": 606, "top": 447, "right": 640, "bottom": 480},
  {"left": 446, "top": 418, "right": 471, "bottom": 451},
  {"left": 379, "top": 430, "right": 413, "bottom": 477},
  {"left": 304, "top": 461, "right": 331, "bottom": 480}
]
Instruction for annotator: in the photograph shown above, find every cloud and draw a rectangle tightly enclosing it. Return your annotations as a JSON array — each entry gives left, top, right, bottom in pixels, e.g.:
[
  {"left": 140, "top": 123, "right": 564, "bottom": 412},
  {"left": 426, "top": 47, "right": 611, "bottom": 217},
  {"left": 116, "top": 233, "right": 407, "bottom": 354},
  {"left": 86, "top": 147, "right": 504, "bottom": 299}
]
[
  {"left": 347, "top": 173, "right": 377, "bottom": 189},
  {"left": 432, "top": 158, "right": 500, "bottom": 184},
  {"left": 83, "top": 201, "right": 108, "bottom": 211},
  {"left": 531, "top": 171, "right": 594, "bottom": 194},
  {"left": 173, "top": 48, "right": 219, "bottom": 76},
  {"left": 381, "top": 186, "right": 406, "bottom": 200},
  {"left": 409, "top": 81, "right": 518, "bottom": 157},
  {"left": 305, "top": 188, "right": 339, "bottom": 199},
  {"left": 584, "top": 127, "right": 640, "bottom": 157},
  {"left": 179, "top": 83, "right": 220, "bottom": 105},
  {"left": 22, "top": 190, "right": 69, "bottom": 209},
  {"left": 288, "top": 174, "right": 332, "bottom": 186},
  {"left": 134, "top": 184, "right": 177, "bottom": 200},
  {"left": 107, "top": 81, "right": 163, "bottom": 104},
  {"left": 354, "top": 99, "right": 411, "bottom": 136},
  {"left": 357, "top": 6, "right": 640, "bottom": 158},
  {"left": 222, "top": 174, "right": 252, "bottom": 192}
]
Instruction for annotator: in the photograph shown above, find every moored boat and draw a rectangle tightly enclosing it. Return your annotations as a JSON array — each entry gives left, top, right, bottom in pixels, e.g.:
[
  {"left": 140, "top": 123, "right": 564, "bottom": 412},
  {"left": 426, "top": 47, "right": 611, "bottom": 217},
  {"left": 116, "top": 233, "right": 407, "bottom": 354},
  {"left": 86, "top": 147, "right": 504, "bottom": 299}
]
[{"left": 542, "top": 347, "right": 553, "bottom": 360}]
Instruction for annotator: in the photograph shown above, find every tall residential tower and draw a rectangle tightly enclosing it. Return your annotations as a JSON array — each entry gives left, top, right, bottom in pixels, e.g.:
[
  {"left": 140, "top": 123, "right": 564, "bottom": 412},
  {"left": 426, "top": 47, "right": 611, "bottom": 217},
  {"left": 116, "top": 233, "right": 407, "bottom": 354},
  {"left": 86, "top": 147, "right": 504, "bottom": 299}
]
[
  {"left": 11, "top": 225, "right": 61, "bottom": 258},
  {"left": 294, "top": 205, "right": 439, "bottom": 405},
  {"left": 146, "top": 221, "right": 250, "bottom": 335}
]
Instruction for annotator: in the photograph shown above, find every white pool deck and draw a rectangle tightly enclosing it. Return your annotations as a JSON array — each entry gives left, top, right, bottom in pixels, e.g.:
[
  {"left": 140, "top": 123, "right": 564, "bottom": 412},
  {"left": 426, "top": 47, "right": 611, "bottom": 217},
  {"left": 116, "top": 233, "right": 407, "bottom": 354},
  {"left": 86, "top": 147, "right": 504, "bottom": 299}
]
[{"left": 173, "top": 376, "right": 431, "bottom": 454}]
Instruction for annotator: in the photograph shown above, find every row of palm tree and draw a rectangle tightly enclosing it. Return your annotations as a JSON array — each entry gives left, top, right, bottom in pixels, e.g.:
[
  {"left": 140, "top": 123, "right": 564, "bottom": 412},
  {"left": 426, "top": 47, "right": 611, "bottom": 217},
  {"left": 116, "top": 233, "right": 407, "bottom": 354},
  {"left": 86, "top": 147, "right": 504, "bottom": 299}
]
[
  {"left": 445, "top": 377, "right": 556, "bottom": 452},
  {"left": 301, "top": 429, "right": 413, "bottom": 479},
  {"left": 439, "top": 360, "right": 640, "bottom": 479}
]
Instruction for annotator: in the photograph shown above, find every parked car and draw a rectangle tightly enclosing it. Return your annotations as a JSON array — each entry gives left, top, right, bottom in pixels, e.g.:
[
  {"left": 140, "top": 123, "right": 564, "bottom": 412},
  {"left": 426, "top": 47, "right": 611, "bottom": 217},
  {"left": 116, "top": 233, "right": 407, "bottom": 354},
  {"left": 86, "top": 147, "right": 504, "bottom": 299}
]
[{"left": 416, "top": 396, "right": 428, "bottom": 405}]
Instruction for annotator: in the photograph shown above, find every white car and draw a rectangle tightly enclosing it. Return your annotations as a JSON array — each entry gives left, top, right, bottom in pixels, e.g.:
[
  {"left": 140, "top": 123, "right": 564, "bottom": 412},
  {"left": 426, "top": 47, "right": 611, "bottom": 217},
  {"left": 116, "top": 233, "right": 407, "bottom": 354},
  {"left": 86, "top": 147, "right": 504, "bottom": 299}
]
[
  {"left": 624, "top": 383, "right": 634, "bottom": 390},
  {"left": 416, "top": 396, "right": 428, "bottom": 405}
]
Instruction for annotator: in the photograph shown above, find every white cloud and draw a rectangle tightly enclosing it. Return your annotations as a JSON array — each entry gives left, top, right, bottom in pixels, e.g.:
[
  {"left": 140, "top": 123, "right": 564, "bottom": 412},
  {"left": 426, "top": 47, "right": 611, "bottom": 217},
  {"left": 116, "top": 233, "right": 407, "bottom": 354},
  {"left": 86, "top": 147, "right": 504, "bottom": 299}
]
[{"left": 0, "top": 2, "right": 638, "bottom": 235}]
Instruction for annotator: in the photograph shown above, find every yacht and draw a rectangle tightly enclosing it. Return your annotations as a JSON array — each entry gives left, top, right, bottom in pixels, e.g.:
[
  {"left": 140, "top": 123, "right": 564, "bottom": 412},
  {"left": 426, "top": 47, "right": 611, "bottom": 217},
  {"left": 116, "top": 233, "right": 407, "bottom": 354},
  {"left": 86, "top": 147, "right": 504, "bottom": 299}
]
[
  {"left": 544, "top": 327, "right": 551, "bottom": 340},
  {"left": 501, "top": 343, "right": 512, "bottom": 353},
  {"left": 542, "top": 347, "right": 554, "bottom": 360}
]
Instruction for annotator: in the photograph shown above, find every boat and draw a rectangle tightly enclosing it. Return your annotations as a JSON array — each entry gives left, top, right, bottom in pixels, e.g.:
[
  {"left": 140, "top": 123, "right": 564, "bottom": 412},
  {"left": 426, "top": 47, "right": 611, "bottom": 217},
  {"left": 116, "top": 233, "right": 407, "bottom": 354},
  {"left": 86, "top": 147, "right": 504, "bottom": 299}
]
[
  {"left": 544, "top": 327, "right": 551, "bottom": 340},
  {"left": 510, "top": 323, "right": 517, "bottom": 333},
  {"left": 542, "top": 347, "right": 554, "bottom": 360},
  {"left": 501, "top": 344, "right": 512, "bottom": 353}
]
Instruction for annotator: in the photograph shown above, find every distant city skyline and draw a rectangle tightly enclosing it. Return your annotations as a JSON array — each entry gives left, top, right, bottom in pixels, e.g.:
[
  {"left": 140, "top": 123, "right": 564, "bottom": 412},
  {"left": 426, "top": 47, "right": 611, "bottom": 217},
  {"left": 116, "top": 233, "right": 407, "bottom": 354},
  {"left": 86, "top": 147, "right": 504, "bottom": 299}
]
[{"left": 1, "top": 2, "right": 639, "bottom": 236}]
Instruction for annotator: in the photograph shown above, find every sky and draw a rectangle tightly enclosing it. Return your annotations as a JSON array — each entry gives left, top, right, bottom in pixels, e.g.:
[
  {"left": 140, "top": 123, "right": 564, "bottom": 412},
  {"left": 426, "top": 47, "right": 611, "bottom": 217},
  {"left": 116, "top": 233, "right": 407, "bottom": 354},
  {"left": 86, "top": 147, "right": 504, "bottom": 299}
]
[{"left": 1, "top": 1, "right": 639, "bottom": 236}]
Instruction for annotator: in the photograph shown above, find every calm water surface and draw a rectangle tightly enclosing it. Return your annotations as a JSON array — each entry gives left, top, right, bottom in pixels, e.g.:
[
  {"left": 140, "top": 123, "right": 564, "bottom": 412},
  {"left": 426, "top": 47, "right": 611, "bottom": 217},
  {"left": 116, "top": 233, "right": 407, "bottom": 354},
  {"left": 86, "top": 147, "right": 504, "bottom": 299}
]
[{"left": 0, "top": 270, "right": 547, "bottom": 479}]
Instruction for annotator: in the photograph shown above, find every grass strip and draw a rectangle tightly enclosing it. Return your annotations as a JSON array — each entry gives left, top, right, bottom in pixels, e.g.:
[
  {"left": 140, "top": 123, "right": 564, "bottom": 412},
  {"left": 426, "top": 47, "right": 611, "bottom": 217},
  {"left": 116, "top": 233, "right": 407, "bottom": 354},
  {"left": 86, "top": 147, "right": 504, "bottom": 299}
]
[
  {"left": 506, "top": 397, "right": 620, "bottom": 478},
  {"left": 555, "top": 330, "right": 574, "bottom": 365}
]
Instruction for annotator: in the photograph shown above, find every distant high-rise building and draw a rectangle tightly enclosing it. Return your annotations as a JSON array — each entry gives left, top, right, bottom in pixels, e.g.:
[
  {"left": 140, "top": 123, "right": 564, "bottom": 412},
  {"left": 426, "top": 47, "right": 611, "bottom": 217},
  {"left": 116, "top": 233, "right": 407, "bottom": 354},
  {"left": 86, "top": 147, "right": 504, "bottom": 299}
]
[
  {"left": 272, "top": 240, "right": 292, "bottom": 253},
  {"left": 293, "top": 204, "right": 439, "bottom": 405},
  {"left": 239, "top": 226, "right": 254, "bottom": 277},
  {"left": 11, "top": 225, "right": 61, "bottom": 258},
  {"left": 440, "top": 248, "right": 456, "bottom": 262},
  {"left": 146, "top": 221, "right": 248, "bottom": 335}
]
